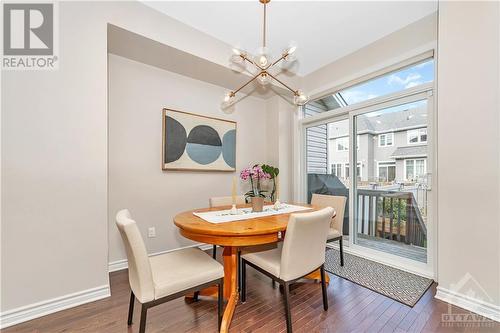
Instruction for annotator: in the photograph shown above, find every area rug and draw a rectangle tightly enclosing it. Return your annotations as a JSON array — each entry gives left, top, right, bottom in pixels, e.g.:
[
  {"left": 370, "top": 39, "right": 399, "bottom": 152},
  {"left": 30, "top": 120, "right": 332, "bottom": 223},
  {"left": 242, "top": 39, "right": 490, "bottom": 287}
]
[{"left": 324, "top": 248, "right": 433, "bottom": 307}]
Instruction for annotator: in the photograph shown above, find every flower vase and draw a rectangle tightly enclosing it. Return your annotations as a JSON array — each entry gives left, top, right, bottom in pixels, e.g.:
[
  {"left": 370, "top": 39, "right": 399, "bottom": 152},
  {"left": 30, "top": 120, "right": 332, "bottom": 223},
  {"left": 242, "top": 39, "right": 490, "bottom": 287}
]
[{"left": 251, "top": 197, "right": 264, "bottom": 212}]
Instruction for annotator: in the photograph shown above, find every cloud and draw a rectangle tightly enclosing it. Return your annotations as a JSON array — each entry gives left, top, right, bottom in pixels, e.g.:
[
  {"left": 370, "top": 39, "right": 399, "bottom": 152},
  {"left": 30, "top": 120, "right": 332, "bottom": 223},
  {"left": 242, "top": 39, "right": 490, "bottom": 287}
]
[
  {"left": 405, "top": 81, "right": 423, "bottom": 88},
  {"left": 341, "top": 90, "right": 378, "bottom": 104},
  {"left": 387, "top": 73, "right": 422, "bottom": 86}
]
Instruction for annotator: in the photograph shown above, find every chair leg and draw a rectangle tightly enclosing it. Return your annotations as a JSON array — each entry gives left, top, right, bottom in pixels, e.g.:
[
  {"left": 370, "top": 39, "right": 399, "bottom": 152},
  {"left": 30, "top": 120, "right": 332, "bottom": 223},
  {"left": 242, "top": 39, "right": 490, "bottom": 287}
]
[
  {"left": 237, "top": 250, "right": 241, "bottom": 292},
  {"left": 212, "top": 245, "right": 217, "bottom": 259},
  {"left": 320, "top": 265, "right": 329, "bottom": 311},
  {"left": 193, "top": 291, "right": 200, "bottom": 301},
  {"left": 272, "top": 280, "right": 276, "bottom": 289},
  {"left": 241, "top": 259, "right": 247, "bottom": 302},
  {"left": 339, "top": 238, "right": 344, "bottom": 267},
  {"left": 218, "top": 279, "right": 224, "bottom": 331},
  {"left": 282, "top": 282, "right": 292, "bottom": 333},
  {"left": 127, "top": 291, "right": 134, "bottom": 325},
  {"left": 139, "top": 304, "right": 148, "bottom": 333}
]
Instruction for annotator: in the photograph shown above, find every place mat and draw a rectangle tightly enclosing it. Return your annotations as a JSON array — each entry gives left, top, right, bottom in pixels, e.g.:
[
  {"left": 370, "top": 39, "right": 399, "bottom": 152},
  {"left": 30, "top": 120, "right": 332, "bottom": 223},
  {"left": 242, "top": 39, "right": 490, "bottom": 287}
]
[{"left": 193, "top": 204, "right": 311, "bottom": 224}]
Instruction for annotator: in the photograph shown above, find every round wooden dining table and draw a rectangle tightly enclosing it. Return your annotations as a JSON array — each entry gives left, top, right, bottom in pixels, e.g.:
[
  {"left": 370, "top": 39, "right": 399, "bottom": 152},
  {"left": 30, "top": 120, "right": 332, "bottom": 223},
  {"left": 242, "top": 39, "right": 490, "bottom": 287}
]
[{"left": 174, "top": 203, "right": 329, "bottom": 333}]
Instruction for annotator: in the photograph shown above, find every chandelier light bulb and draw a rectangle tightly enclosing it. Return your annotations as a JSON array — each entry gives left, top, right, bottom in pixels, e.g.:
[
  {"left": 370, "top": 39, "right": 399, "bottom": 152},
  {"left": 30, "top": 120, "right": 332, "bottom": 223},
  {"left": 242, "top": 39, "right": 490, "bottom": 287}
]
[
  {"left": 258, "top": 72, "right": 270, "bottom": 85},
  {"left": 286, "top": 45, "right": 297, "bottom": 55},
  {"left": 255, "top": 46, "right": 270, "bottom": 68},
  {"left": 283, "top": 43, "right": 298, "bottom": 62},
  {"left": 222, "top": 92, "right": 235, "bottom": 107},
  {"left": 231, "top": 54, "right": 244, "bottom": 64},
  {"left": 231, "top": 47, "right": 247, "bottom": 64},
  {"left": 232, "top": 48, "right": 243, "bottom": 56},
  {"left": 258, "top": 54, "right": 268, "bottom": 67},
  {"left": 293, "top": 91, "right": 309, "bottom": 106}
]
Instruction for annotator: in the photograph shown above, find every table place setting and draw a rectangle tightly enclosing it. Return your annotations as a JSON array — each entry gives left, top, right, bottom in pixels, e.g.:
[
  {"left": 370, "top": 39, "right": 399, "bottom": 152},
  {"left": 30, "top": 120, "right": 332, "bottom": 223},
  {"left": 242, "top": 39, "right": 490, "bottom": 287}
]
[
  {"left": 192, "top": 203, "right": 311, "bottom": 224},
  {"left": 192, "top": 166, "right": 310, "bottom": 223}
]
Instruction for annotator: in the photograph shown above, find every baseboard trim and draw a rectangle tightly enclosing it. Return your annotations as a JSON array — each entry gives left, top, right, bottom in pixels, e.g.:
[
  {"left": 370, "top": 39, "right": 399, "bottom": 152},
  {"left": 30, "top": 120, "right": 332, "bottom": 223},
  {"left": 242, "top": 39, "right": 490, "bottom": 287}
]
[
  {"left": 0, "top": 285, "right": 110, "bottom": 329},
  {"left": 435, "top": 286, "right": 500, "bottom": 322},
  {"left": 108, "top": 243, "right": 214, "bottom": 273}
]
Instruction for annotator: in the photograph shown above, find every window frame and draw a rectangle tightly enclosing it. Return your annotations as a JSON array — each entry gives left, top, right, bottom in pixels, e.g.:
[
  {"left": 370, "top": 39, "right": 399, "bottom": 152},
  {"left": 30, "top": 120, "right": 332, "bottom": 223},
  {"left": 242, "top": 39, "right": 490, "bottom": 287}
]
[
  {"left": 302, "top": 52, "right": 435, "bottom": 119},
  {"left": 345, "top": 162, "right": 363, "bottom": 178},
  {"left": 331, "top": 163, "right": 343, "bottom": 177},
  {"left": 378, "top": 132, "right": 394, "bottom": 147},
  {"left": 404, "top": 158, "right": 427, "bottom": 180},
  {"left": 407, "top": 128, "right": 428, "bottom": 145},
  {"left": 335, "top": 136, "right": 349, "bottom": 152},
  {"left": 377, "top": 160, "right": 396, "bottom": 181},
  {"left": 297, "top": 51, "right": 436, "bottom": 278}
]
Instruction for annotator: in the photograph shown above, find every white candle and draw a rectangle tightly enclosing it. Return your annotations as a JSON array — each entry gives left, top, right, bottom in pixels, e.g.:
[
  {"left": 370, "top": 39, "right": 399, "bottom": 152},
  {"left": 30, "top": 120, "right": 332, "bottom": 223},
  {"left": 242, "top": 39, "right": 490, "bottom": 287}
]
[
  {"left": 232, "top": 176, "right": 237, "bottom": 205},
  {"left": 275, "top": 175, "right": 280, "bottom": 201}
]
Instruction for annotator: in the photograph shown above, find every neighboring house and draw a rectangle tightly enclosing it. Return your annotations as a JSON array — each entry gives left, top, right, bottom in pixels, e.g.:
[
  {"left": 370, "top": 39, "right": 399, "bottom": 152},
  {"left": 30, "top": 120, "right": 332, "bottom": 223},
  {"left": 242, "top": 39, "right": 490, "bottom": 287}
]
[{"left": 327, "top": 107, "right": 428, "bottom": 184}]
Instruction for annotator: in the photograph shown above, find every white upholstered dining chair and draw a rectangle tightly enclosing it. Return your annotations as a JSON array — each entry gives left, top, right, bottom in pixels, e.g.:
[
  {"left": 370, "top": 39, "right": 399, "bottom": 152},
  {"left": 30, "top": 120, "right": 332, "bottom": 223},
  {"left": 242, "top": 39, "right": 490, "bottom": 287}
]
[
  {"left": 240, "top": 207, "right": 334, "bottom": 333},
  {"left": 116, "top": 209, "right": 224, "bottom": 333},
  {"left": 311, "top": 193, "right": 347, "bottom": 266},
  {"left": 209, "top": 195, "right": 246, "bottom": 259}
]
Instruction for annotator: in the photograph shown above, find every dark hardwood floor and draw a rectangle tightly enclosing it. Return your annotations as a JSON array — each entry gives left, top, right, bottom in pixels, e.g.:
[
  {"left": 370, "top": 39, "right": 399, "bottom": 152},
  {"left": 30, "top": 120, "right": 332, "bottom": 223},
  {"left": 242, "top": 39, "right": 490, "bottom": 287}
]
[{"left": 3, "top": 262, "right": 499, "bottom": 333}]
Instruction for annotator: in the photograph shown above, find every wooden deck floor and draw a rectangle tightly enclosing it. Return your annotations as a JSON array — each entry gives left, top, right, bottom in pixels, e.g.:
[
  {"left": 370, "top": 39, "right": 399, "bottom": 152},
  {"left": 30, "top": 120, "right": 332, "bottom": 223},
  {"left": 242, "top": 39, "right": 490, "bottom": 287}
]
[
  {"left": 3, "top": 259, "right": 498, "bottom": 333},
  {"left": 343, "top": 235, "right": 427, "bottom": 263}
]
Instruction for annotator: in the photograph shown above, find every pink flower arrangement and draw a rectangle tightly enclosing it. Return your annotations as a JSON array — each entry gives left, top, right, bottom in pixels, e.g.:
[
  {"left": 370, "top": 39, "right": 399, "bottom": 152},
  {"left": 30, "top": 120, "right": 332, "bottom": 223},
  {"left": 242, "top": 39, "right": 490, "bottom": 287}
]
[
  {"left": 240, "top": 165, "right": 270, "bottom": 181},
  {"left": 240, "top": 164, "right": 271, "bottom": 198}
]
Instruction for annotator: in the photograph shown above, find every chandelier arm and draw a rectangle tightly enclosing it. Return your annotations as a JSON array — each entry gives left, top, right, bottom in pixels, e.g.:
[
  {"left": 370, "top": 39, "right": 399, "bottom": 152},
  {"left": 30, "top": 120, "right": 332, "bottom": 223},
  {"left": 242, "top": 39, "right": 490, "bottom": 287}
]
[
  {"left": 265, "top": 54, "right": 287, "bottom": 70},
  {"left": 266, "top": 72, "right": 298, "bottom": 95},
  {"left": 232, "top": 72, "right": 261, "bottom": 95},
  {"left": 241, "top": 55, "right": 260, "bottom": 69}
]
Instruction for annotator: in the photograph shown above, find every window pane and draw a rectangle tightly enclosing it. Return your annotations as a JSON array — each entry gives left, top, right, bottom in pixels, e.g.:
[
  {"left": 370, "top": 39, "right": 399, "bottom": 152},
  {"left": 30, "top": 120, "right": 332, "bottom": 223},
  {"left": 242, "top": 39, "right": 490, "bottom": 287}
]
[
  {"left": 408, "top": 130, "right": 419, "bottom": 143},
  {"left": 304, "top": 58, "right": 434, "bottom": 117},
  {"left": 387, "top": 133, "right": 393, "bottom": 145},
  {"left": 336, "top": 137, "right": 348, "bottom": 151},
  {"left": 420, "top": 128, "right": 428, "bottom": 142},
  {"left": 354, "top": 100, "right": 429, "bottom": 263},
  {"left": 416, "top": 159, "right": 425, "bottom": 177},
  {"left": 406, "top": 160, "right": 415, "bottom": 179},
  {"left": 388, "top": 165, "right": 396, "bottom": 181},
  {"left": 340, "top": 59, "right": 434, "bottom": 105},
  {"left": 379, "top": 167, "right": 388, "bottom": 181}
]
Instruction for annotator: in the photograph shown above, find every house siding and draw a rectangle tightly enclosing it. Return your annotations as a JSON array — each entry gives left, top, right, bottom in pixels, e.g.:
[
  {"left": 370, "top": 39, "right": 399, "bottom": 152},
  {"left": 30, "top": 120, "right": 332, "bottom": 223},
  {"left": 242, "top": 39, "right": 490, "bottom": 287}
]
[{"left": 305, "top": 101, "right": 328, "bottom": 174}]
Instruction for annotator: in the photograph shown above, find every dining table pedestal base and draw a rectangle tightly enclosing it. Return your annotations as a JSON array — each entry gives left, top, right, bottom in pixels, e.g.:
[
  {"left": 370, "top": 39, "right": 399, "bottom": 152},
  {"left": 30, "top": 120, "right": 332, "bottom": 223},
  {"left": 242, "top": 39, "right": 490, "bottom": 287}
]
[
  {"left": 174, "top": 203, "right": 321, "bottom": 333},
  {"left": 220, "top": 246, "right": 239, "bottom": 333}
]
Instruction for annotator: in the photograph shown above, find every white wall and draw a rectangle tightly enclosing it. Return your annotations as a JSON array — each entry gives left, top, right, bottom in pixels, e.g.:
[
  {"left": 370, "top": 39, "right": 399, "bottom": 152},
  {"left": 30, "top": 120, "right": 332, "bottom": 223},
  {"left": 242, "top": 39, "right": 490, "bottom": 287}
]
[
  {"left": 0, "top": 0, "right": 240, "bottom": 319},
  {"left": 108, "top": 54, "right": 268, "bottom": 263},
  {"left": 303, "top": 13, "right": 437, "bottom": 96},
  {"left": 435, "top": 1, "right": 500, "bottom": 319},
  {"left": 265, "top": 95, "right": 296, "bottom": 202}
]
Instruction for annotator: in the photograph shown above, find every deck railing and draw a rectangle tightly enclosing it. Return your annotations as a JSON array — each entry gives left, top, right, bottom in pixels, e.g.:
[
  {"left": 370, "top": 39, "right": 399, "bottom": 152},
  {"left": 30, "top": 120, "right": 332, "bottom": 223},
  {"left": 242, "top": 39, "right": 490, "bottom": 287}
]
[{"left": 357, "top": 189, "right": 427, "bottom": 247}]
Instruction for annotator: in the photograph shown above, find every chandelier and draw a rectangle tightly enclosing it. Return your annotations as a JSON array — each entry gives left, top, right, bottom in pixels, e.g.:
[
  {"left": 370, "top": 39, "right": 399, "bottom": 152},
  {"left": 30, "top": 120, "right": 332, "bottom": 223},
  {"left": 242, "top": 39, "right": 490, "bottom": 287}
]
[{"left": 222, "top": 0, "right": 309, "bottom": 108}]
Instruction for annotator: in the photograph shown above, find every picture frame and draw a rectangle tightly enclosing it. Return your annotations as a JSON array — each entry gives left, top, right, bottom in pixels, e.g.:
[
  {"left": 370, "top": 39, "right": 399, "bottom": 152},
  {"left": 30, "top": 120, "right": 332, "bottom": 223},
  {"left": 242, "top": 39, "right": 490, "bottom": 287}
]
[{"left": 162, "top": 108, "right": 237, "bottom": 171}]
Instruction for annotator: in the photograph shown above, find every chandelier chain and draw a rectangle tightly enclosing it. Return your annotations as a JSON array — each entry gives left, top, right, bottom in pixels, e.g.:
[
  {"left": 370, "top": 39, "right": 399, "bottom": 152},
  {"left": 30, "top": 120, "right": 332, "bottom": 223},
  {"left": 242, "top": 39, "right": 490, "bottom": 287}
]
[{"left": 263, "top": 2, "right": 267, "bottom": 47}]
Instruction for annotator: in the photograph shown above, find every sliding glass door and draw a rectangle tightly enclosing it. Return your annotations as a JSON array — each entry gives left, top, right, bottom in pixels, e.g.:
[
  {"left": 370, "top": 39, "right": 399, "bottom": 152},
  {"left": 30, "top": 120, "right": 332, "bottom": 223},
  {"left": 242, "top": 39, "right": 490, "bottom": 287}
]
[
  {"left": 352, "top": 100, "right": 430, "bottom": 263},
  {"left": 299, "top": 55, "right": 435, "bottom": 275}
]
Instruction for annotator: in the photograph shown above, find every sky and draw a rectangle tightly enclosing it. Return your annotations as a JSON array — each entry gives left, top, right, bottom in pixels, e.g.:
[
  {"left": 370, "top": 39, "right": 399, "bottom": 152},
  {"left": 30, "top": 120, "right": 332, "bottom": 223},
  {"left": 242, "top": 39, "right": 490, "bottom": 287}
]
[{"left": 339, "top": 59, "right": 435, "bottom": 106}]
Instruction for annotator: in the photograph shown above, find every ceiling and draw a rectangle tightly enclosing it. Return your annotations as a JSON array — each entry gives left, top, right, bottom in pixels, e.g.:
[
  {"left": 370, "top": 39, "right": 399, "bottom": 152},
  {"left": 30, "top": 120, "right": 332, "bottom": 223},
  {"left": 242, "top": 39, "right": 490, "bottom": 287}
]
[{"left": 142, "top": 1, "right": 437, "bottom": 76}]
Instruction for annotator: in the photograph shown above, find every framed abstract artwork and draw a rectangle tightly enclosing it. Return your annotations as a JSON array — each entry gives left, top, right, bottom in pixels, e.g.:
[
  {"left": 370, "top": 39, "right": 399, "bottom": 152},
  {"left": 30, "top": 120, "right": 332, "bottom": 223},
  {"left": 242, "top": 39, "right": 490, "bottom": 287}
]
[{"left": 162, "top": 109, "right": 237, "bottom": 171}]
